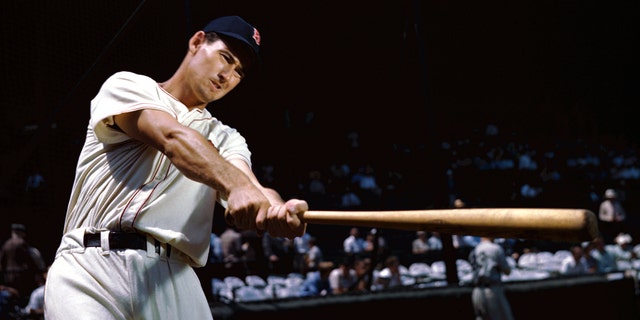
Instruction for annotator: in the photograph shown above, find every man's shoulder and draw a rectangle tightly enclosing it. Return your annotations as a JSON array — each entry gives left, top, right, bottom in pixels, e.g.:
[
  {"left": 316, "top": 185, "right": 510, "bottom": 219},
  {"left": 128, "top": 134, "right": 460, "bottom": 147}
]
[
  {"left": 3, "top": 237, "right": 26, "bottom": 248},
  {"left": 109, "top": 71, "right": 150, "bottom": 80},
  {"left": 105, "top": 71, "right": 158, "bottom": 86},
  {"left": 93, "top": 71, "right": 162, "bottom": 106},
  {"left": 102, "top": 71, "right": 156, "bottom": 89}
]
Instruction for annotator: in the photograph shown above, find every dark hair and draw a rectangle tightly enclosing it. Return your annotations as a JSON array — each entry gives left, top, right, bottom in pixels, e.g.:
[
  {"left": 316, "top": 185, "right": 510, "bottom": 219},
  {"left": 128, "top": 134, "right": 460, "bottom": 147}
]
[
  {"left": 204, "top": 31, "right": 222, "bottom": 43},
  {"left": 205, "top": 31, "right": 257, "bottom": 77},
  {"left": 340, "top": 255, "right": 355, "bottom": 267},
  {"left": 385, "top": 255, "right": 399, "bottom": 267}
]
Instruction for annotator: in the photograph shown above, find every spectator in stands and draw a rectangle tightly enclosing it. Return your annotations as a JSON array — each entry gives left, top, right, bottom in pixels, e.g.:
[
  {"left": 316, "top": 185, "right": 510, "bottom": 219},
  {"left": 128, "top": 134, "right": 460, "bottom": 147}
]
[
  {"left": 240, "top": 229, "right": 266, "bottom": 277},
  {"left": 299, "top": 261, "right": 334, "bottom": 297},
  {"left": 468, "top": 236, "right": 514, "bottom": 320},
  {"left": 350, "top": 257, "right": 373, "bottom": 292},
  {"left": 351, "top": 164, "right": 380, "bottom": 194},
  {"left": 350, "top": 163, "right": 382, "bottom": 209},
  {"left": 303, "top": 169, "right": 327, "bottom": 208},
  {"left": 363, "top": 228, "right": 389, "bottom": 267},
  {"left": 609, "top": 233, "right": 637, "bottom": 268},
  {"left": 427, "top": 232, "right": 443, "bottom": 251},
  {"left": 559, "top": 244, "right": 591, "bottom": 276},
  {"left": 634, "top": 242, "right": 640, "bottom": 259},
  {"left": 328, "top": 256, "right": 358, "bottom": 294},
  {"left": 0, "top": 224, "right": 47, "bottom": 300},
  {"left": 412, "top": 231, "right": 429, "bottom": 255},
  {"left": 519, "top": 183, "right": 543, "bottom": 201},
  {"left": 340, "top": 185, "right": 362, "bottom": 209},
  {"left": 305, "top": 236, "right": 324, "bottom": 273},
  {"left": 328, "top": 161, "right": 351, "bottom": 199},
  {"left": 581, "top": 241, "right": 599, "bottom": 274},
  {"left": 373, "top": 255, "right": 404, "bottom": 291},
  {"left": 411, "top": 231, "right": 429, "bottom": 263},
  {"left": 21, "top": 265, "right": 48, "bottom": 319},
  {"left": 426, "top": 231, "right": 444, "bottom": 263},
  {"left": 588, "top": 235, "right": 618, "bottom": 274},
  {"left": 343, "top": 227, "right": 365, "bottom": 257},
  {"left": 208, "top": 232, "right": 223, "bottom": 264},
  {"left": 0, "top": 284, "right": 20, "bottom": 320},
  {"left": 262, "top": 231, "right": 295, "bottom": 276},
  {"left": 293, "top": 232, "right": 312, "bottom": 274},
  {"left": 451, "top": 198, "right": 480, "bottom": 259},
  {"left": 219, "top": 226, "right": 245, "bottom": 277},
  {"left": 517, "top": 148, "right": 538, "bottom": 171},
  {"left": 495, "top": 238, "right": 516, "bottom": 259},
  {"left": 306, "top": 170, "right": 326, "bottom": 194},
  {"left": 24, "top": 166, "right": 46, "bottom": 205},
  {"left": 598, "top": 188, "right": 627, "bottom": 244},
  {"left": 509, "top": 239, "right": 538, "bottom": 262}
]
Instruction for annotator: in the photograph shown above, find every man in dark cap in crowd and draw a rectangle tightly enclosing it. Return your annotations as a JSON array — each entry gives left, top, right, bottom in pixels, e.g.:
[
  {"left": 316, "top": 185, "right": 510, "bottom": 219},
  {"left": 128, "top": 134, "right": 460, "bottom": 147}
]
[
  {"left": 598, "top": 188, "right": 627, "bottom": 244},
  {"left": 0, "top": 224, "right": 47, "bottom": 301}
]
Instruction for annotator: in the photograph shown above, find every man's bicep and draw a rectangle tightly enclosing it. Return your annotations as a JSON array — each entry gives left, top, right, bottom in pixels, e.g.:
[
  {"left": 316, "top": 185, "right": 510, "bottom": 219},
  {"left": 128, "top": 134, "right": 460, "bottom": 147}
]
[{"left": 114, "top": 109, "right": 179, "bottom": 151}]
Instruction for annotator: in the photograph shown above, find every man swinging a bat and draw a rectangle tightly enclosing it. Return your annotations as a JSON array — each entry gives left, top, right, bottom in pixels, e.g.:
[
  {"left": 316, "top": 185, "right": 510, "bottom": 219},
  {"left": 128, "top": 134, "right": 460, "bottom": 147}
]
[{"left": 44, "top": 16, "right": 307, "bottom": 320}]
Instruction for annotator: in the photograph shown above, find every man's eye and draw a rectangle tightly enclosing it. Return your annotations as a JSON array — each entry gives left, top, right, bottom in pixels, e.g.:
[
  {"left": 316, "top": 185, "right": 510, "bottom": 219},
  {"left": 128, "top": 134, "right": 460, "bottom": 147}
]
[
  {"left": 234, "top": 69, "right": 245, "bottom": 79},
  {"left": 221, "top": 53, "right": 234, "bottom": 63}
]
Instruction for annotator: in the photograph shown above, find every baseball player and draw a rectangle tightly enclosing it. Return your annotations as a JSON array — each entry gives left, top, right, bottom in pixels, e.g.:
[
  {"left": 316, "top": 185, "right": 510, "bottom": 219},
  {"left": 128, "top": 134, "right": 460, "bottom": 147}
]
[
  {"left": 468, "top": 237, "right": 514, "bottom": 320},
  {"left": 44, "top": 16, "right": 307, "bottom": 319}
]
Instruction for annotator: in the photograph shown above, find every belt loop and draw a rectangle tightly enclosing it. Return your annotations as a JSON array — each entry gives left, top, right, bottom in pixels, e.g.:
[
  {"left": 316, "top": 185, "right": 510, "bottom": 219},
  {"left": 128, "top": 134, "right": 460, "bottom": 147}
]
[
  {"left": 100, "top": 230, "right": 111, "bottom": 256},
  {"left": 155, "top": 239, "right": 171, "bottom": 260},
  {"left": 143, "top": 235, "right": 174, "bottom": 260},
  {"left": 154, "top": 239, "right": 162, "bottom": 255},
  {"left": 146, "top": 234, "right": 159, "bottom": 259},
  {"left": 154, "top": 239, "right": 172, "bottom": 260}
]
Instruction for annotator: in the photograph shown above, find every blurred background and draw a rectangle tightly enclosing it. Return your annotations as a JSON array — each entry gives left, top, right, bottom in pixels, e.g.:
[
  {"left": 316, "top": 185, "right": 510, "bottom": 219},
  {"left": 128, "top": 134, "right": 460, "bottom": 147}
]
[{"left": 0, "top": 0, "right": 638, "bottom": 266}]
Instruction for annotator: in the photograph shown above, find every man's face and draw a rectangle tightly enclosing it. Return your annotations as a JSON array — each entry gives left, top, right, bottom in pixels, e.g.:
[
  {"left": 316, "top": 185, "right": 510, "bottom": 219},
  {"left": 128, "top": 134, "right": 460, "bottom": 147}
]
[
  {"left": 355, "top": 261, "right": 369, "bottom": 274},
  {"left": 188, "top": 39, "right": 245, "bottom": 103}
]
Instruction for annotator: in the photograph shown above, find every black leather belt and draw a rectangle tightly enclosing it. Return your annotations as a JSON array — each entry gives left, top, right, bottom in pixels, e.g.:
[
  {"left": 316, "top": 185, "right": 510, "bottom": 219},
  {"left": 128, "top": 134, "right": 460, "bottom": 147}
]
[{"left": 83, "top": 231, "right": 147, "bottom": 250}]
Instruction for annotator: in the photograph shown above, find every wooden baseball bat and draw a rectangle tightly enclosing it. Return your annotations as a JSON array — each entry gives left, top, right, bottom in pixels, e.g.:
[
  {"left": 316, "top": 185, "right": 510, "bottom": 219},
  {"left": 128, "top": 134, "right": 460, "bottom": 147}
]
[{"left": 300, "top": 208, "right": 599, "bottom": 242}]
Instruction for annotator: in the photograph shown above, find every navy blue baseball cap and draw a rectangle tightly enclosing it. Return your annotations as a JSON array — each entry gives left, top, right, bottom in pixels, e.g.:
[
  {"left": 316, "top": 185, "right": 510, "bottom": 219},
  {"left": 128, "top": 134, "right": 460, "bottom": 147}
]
[
  {"left": 11, "top": 223, "right": 26, "bottom": 232},
  {"left": 203, "top": 16, "right": 261, "bottom": 69}
]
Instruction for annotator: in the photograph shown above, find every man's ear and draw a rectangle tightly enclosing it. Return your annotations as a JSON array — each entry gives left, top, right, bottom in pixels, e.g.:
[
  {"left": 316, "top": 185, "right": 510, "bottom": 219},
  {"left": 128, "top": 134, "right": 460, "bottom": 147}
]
[{"left": 189, "top": 31, "right": 207, "bottom": 53}]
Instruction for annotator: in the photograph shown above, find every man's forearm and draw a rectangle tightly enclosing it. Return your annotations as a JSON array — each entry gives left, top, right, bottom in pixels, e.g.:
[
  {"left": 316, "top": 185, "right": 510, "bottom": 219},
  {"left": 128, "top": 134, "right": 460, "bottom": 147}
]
[{"left": 165, "top": 128, "right": 253, "bottom": 197}]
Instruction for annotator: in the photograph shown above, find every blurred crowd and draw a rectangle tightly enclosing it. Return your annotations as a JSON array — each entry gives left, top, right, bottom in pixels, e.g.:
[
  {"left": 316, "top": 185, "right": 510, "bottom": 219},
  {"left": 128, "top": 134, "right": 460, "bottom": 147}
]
[
  {"left": 203, "top": 122, "right": 640, "bottom": 303},
  {"left": 2, "top": 121, "right": 640, "bottom": 308},
  {"left": 207, "top": 221, "right": 640, "bottom": 303}
]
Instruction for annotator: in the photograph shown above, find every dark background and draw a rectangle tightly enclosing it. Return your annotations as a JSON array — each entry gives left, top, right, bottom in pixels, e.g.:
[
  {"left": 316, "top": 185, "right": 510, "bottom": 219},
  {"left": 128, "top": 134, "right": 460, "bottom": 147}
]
[{"left": 0, "top": 0, "right": 638, "bottom": 264}]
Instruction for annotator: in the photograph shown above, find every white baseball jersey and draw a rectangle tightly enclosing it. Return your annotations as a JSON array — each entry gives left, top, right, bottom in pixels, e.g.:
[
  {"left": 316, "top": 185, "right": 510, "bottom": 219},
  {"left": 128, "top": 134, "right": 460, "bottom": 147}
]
[
  {"left": 45, "top": 71, "right": 254, "bottom": 319},
  {"left": 60, "top": 71, "right": 252, "bottom": 267}
]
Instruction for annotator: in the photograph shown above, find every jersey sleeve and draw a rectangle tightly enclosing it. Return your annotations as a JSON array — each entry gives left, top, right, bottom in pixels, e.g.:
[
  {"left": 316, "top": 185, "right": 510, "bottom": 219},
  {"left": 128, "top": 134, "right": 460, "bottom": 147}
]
[
  {"left": 89, "top": 71, "right": 177, "bottom": 144},
  {"left": 205, "top": 117, "right": 253, "bottom": 209},
  {"left": 208, "top": 120, "right": 252, "bottom": 167}
]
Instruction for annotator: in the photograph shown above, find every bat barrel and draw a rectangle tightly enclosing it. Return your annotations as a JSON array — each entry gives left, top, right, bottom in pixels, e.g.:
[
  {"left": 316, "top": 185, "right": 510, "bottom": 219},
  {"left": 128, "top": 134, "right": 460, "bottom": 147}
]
[{"left": 300, "top": 208, "right": 599, "bottom": 242}]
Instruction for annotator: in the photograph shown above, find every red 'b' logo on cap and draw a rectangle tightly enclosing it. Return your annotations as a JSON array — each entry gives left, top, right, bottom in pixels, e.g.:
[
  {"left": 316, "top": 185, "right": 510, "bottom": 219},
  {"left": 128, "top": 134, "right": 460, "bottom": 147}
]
[{"left": 253, "top": 28, "right": 261, "bottom": 46}]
